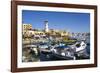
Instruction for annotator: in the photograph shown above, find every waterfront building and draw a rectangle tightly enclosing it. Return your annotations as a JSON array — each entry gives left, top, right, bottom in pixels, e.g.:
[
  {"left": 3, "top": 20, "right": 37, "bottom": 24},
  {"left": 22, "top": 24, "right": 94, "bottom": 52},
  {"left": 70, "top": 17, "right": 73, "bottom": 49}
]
[
  {"left": 22, "top": 24, "right": 32, "bottom": 39},
  {"left": 28, "top": 30, "right": 46, "bottom": 37},
  {"left": 23, "top": 24, "right": 32, "bottom": 30},
  {"left": 22, "top": 21, "right": 70, "bottom": 40}
]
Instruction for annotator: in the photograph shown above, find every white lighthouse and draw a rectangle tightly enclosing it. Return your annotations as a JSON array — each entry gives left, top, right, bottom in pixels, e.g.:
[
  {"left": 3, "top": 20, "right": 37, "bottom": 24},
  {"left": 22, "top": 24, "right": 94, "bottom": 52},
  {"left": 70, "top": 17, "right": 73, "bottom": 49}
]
[{"left": 44, "top": 20, "right": 49, "bottom": 32}]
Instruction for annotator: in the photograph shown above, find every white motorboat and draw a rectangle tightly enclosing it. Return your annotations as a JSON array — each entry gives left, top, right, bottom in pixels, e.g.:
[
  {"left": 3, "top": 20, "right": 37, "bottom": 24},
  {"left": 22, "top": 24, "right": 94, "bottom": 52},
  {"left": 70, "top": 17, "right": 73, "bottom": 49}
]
[{"left": 75, "top": 41, "right": 87, "bottom": 52}]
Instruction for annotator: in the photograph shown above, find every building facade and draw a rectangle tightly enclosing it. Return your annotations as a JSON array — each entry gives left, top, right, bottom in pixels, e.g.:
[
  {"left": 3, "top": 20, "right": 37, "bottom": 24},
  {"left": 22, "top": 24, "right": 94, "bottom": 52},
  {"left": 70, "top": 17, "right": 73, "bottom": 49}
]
[{"left": 23, "top": 24, "right": 32, "bottom": 30}]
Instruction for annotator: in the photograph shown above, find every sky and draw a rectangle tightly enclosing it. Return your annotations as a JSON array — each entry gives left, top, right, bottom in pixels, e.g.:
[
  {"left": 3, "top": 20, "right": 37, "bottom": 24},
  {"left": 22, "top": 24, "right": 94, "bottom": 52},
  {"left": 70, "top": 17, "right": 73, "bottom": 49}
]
[{"left": 22, "top": 10, "right": 90, "bottom": 33}]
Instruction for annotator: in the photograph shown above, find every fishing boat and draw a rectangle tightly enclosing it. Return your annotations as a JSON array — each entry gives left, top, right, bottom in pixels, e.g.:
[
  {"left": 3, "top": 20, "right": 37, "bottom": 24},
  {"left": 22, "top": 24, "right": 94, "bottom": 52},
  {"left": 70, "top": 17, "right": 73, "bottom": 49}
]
[
  {"left": 74, "top": 41, "right": 89, "bottom": 59},
  {"left": 49, "top": 45, "right": 75, "bottom": 60},
  {"left": 75, "top": 41, "right": 87, "bottom": 52}
]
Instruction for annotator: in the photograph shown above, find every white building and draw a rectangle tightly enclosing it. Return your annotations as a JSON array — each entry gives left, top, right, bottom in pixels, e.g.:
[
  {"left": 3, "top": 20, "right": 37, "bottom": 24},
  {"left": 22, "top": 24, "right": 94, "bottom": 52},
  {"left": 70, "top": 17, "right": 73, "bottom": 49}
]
[{"left": 44, "top": 20, "right": 49, "bottom": 32}]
